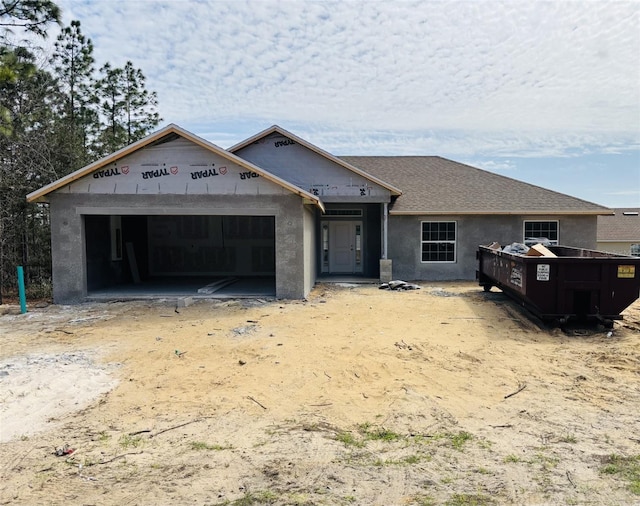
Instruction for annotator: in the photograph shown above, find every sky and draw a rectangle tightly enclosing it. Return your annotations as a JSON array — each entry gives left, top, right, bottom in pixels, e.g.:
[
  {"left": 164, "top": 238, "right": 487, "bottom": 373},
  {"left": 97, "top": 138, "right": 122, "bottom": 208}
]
[{"left": 43, "top": 0, "right": 640, "bottom": 207}]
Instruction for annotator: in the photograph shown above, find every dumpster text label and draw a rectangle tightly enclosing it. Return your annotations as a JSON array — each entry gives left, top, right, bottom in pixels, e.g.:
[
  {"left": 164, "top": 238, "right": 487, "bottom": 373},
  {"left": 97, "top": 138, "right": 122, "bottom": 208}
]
[
  {"left": 537, "top": 264, "right": 550, "bottom": 281},
  {"left": 510, "top": 265, "right": 523, "bottom": 287},
  {"left": 617, "top": 265, "right": 635, "bottom": 278}
]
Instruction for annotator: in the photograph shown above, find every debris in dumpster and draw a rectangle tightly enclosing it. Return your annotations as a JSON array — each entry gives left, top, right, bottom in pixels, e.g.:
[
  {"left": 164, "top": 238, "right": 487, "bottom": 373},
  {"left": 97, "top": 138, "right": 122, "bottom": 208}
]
[
  {"left": 527, "top": 244, "right": 557, "bottom": 257},
  {"left": 501, "top": 242, "right": 529, "bottom": 255},
  {"left": 379, "top": 280, "right": 421, "bottom": 291},
  {"left": 484, "top": 241, "right": 557, "bottom": 257}
]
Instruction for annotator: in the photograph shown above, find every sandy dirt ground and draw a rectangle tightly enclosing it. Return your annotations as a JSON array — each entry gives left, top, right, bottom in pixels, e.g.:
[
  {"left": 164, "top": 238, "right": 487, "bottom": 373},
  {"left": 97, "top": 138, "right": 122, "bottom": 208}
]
[{"left": 0, "top": 282, "right": 639, "bottom": 506}]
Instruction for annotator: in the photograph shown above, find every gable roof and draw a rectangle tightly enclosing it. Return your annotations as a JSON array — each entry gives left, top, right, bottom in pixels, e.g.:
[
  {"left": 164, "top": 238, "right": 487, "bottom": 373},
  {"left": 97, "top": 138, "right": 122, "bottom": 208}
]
[
  {"left": 26, "top": 124, "right": 324, "bottom": 209},
  {"left": 229, "top": 125, "right": 403, "bottom": 197},
  {"left": 597, "top": 208, "right": 640, "bottom": 241},
  {"left": 340, "top": 156, "right": 612, "bottom": 215}
]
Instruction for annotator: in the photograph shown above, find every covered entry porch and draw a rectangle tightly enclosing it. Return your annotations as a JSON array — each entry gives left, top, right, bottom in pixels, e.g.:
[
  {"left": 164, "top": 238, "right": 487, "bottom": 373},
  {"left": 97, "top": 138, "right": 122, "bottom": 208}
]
[{"left": 316, "top": 203, "right": 388, "bottom": 279}]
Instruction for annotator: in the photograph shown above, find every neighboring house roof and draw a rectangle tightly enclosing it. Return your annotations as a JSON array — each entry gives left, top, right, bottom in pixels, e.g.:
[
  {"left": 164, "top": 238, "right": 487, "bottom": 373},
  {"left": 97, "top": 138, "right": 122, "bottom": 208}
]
[
  {"left": 340, "top": 156, "right": 612, "bottom": 215},
  {"left": 229, "top": 125, "right": 403, "bottom": 196},
  {"left": 597, "top": 208, "right": 640, "bottom": 242},
  {"left": 26, "top": 124, "right": 324, "bottom": 209}
]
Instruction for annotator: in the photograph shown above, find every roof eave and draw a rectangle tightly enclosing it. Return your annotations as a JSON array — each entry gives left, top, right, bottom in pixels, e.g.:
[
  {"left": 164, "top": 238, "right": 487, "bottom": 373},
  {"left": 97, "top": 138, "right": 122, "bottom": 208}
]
[
  {"left": 389, "top": 209, "right": 613, "bottom": 216},
  {"left": 227, "top": 125, "right": 280, "bottom": 152}
]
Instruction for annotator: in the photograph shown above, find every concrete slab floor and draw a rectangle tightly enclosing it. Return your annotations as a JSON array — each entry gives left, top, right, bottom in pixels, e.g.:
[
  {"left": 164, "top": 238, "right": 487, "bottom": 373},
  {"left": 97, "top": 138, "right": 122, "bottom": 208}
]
[
  {"left": 86, "top": 276, "right": 380, "bottom": 303},
  {"left": 86, "top": 276, "right": 276, "bottom": 301},
  {"left": 316, "top": 276, "right": 379, "bottom": 285}
]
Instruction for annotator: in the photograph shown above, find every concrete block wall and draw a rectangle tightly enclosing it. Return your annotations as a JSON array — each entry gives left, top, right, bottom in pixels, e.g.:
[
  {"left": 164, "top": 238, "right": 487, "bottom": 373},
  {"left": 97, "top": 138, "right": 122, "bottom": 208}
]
[
  {"left": 302, "top": 205, "right": 317, "bottom": 296},
  {"left": 387, "top": 214, "right": 599, "bottom": 281},
  {"left": 49, "top": 195, "right": 87, "bottom": 303},
  {"left": 48, "top": 192, "right": 310, "bottom": 303}
]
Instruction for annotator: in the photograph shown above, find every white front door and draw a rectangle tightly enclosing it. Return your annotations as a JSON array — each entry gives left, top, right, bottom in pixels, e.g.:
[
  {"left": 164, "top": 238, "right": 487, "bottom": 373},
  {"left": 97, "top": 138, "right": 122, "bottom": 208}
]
[{"left": 329, "top": 221, "right": 363, "bottom": 273}]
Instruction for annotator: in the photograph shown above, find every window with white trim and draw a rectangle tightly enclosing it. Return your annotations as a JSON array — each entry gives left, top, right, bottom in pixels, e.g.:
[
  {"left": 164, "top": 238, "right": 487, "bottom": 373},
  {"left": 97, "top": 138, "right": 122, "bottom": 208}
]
[
  {"left": 421, "top": 221, "right": 456, "bottom": 262},
  {"left": 524, "top": 220, "right": 559, "bottom": 246}
]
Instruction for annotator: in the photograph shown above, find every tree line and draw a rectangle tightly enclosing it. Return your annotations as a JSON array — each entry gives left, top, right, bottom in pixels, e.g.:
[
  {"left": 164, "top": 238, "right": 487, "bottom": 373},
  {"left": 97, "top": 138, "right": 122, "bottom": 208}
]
[{"left": 1, "top": 1, "right": 161, "bottom": 300}]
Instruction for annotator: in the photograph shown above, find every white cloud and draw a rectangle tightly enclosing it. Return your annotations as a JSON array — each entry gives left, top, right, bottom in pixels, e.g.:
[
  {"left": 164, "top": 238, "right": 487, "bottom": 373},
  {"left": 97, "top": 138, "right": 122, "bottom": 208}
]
[
  {"left": 606, "top": 191, "right": 640, "bottom": 196},
  {"left": 51, "top": 1, "right": 639, "bottom": 146},
  {"left": 466, "top": 159, "right": 517, "bottom": 172},
  {"left": 31, "top": 0, "right": 639, "bottom": 207}
]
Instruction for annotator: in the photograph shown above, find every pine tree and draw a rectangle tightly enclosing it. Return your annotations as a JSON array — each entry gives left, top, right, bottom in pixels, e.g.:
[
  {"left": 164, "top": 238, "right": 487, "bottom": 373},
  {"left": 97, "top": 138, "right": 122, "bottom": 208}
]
[
  {"left": 122, "top": 61, "right": 160, "bottom": 145},
  {"left": 0, "top": 1, "right": 163, "bottom": 297},
  {"left": 0, "top": 45, "right": 58, "bottom": 295},
  {"left": 94, "top": 61, "right": 161, "bottom": 156},
  {"left": 0, "top": 0, "right": 60, "bottom": 299},
  {"left": 0, "top": 0, "right": 61, "bottom": 40},
  {"left": 50, "top": 19, "right": 97, "bottom": 170}
]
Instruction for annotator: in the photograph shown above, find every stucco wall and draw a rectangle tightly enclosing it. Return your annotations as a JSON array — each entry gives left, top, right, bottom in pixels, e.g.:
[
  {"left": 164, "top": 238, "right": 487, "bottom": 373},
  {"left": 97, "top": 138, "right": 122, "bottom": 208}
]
[
  {"left": 49, "top": 193, "right": 309, "bottom": 303},
  {"left": 388, "top": 214, "right": 599, "bottom": 281}
]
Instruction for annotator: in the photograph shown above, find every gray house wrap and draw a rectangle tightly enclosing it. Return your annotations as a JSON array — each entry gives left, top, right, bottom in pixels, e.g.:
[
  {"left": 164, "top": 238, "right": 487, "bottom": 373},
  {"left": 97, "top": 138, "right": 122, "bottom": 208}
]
[{"left": 28, "top": 124, "right": 612, "bottom": 304}]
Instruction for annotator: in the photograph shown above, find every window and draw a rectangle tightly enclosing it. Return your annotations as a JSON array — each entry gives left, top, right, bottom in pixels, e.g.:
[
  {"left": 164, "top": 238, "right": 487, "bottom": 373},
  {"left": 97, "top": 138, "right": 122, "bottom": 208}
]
[
  {"left": 524, "top": 221, "right": 559, "bottom": 246},
  {"left": 631, "top": 244, "right": 640, "bottom": 256},
  {"left": 421, "top": 221, "right": 456, "bottom": 262}
]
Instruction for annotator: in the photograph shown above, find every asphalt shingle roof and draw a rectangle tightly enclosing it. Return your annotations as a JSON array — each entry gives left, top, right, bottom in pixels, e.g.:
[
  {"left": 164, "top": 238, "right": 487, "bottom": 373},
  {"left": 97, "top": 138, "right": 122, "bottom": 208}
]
[
  {"left": 597, "top": 208, "right": 640, "bottom": 241},
  {"left": 340, "top": 156, "right": 611, "bottom": 215}
]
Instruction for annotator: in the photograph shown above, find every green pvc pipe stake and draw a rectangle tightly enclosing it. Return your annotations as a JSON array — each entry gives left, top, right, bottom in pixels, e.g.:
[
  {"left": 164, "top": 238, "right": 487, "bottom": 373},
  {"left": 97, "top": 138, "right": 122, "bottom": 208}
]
[{"left": 17, "top": 266, "right": 27, "bottom": 314}]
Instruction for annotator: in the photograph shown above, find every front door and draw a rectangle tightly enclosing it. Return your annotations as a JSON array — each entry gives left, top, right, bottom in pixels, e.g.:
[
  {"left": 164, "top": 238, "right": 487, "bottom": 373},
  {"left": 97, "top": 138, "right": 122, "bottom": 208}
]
[{"left": 329, "top": 221, "right": 363, "bottom": 273}]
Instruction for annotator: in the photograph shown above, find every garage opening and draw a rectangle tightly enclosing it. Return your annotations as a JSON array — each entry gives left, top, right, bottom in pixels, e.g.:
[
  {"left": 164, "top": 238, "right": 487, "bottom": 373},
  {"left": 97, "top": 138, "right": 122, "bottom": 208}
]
[{"left": 85, "top": 215, "right": 275, "bottom": 298}]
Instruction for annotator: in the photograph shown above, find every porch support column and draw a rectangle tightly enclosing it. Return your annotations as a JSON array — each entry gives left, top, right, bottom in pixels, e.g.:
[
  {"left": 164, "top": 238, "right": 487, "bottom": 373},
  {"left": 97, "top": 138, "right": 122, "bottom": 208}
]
[
  {"left": 379, "top": 203, "right": 392, "bottom": 282},
  {"left": 382, "top": 203, "right": 388, "bottom": 259}
]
